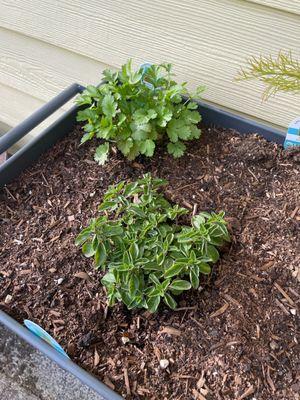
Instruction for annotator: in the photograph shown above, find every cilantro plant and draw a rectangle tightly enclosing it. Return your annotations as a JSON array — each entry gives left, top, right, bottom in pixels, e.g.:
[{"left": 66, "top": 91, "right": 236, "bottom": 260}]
[
  {"left": 76, "top": 60, "right": 204, "bottom": 164},
  {"left": 76, "top": 174, "right": 230, "bottom": 312}
]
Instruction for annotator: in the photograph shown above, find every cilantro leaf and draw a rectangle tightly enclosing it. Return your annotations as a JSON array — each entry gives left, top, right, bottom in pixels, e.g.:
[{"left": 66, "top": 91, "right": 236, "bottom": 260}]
[
  {"left": 167, "top": 119, "right": 191, "bottom": 142},
  {"left": 167, "top": 141, "right": 186, "bottom": 158},
  {"left": 76, "top": 108, "right": 97, "bottom": 122},
  {"left": 157, "top": 108, "right": 173, "bottom": 127},
  {"left": 118, "top": 138, "right": 134, "bottom": 156},
  {"left": 102, "top": 94, "right": 117, "bottom": 118},
  {"left": 94, "top": 143, "right": 110, "bottom": 165},
  {"left": 80, "top": 132, "right": 94, "bottom": 144},
  {"left": 86, "top": 85, "right": 100, "bottom": 98},
  {"left": 181, "top": 109, "right": 201, "bottom": 124},
  {"left": 140, "top": 139, "right": 155, "bottom": 157},
  {"left": 190, "top": 125, "right": 201, "bottom": 139},
  {"left": 131, "top": 122, "right": 151, "bottom": 140},
  {"left": 77, "top": 60, "right": 204, "bottom": 163},
  {"left": 147, "top": 109, "right": 157, "bottom": 120},
  {"left": 96, "top": 126, "right": 112, "bottom": 139},
  {"left": 187, "top": 101, "right": 198, "bottom": 110},
  {"left": 133, "top": 110, "right": 150, "bottom": 125}
]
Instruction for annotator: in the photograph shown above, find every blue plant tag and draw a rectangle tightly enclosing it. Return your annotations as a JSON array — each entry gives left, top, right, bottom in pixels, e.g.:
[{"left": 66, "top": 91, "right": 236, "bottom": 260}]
[
  {"left": 140, "top": 63, "right": 152, "bottom": 77},
  {"left": 140, "top": 63, "right": 154, "bottom": 89},
  {"left": 284, "top": 117, "right": 300, "bottom": 149},
  {"left": 24, "top": 319, "right": 69, "bottom": 358}
]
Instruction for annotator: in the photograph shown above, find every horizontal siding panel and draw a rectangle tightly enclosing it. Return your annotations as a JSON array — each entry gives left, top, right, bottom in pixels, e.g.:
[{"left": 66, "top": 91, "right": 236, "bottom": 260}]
[
  {"left": 0, "top": 83, "right": 45, "bottom": 127},
  {"left": 246, "top": 0, "right": 300, "bottom": 15},
  {"left": 0, "top": 27, "right": 110, "bottom": 102},
  {"left": 0, "top": 83, "right": 69, "bottom": 150},
  {"left": 0, "top": 0, "right": 299, "bottom": 128},
  {"left": 0, "top": 121, "right": 11, "bottom": 136}
]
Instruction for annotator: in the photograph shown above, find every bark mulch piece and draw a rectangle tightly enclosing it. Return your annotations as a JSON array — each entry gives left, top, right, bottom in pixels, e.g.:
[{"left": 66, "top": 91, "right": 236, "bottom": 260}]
[{"left": 0, "top": 125, "right": 299, "bottom": 400}]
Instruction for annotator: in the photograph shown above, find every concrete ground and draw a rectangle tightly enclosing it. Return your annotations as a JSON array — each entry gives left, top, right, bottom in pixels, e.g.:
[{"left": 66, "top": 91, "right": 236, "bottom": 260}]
[{"left": 0, "top": 324, "right": 106, "bottom": 400}]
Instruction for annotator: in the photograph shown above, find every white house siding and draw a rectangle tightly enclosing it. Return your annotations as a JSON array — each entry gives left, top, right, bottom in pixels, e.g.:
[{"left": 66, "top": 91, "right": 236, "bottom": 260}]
[{"left": 0, "top": 0, "right": 299, "bottom": 140}]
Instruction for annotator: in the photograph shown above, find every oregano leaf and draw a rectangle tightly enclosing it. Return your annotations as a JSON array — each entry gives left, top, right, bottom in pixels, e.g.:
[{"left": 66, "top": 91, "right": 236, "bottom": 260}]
[
  {"left": 169, "top": 279, "right": 191, "bottom": 291},
  {"left": 77, "top": 174, "right": 229, "bottom": 312},
  {"left": 82, "top": 241, "right": 96, "bottom": 257}
]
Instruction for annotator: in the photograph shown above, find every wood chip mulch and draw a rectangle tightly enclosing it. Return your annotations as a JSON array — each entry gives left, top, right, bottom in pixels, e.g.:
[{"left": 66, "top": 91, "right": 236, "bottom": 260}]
[{"left": 0, "top": 124, "right": 299, "bottom": 399}]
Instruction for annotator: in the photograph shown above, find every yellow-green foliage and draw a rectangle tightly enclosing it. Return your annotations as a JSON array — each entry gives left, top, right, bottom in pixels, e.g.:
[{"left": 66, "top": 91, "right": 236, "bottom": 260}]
[{"left": 237, "top": 51, "right": 300, "bottom": 100}]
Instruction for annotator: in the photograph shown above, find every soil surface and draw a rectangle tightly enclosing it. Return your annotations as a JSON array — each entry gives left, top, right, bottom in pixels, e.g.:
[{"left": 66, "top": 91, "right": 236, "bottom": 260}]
[{"left": 0, "top": 125, "right": 299, "bottom": 400}]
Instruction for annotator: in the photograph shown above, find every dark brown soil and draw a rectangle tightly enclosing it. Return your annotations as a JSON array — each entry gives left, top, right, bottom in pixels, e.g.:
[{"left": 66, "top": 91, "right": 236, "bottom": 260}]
[{"left": 0, "top": 125, "right": 299, "bottom": 400}]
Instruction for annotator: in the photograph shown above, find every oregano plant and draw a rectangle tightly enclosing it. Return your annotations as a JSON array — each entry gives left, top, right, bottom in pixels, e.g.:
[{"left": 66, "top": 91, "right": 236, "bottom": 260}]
[
  {"left": 76, "top": 174, "right": 230, "bottom": 312},
  {"left": 76, "top": 60, "right": 205, "bottom": 164}
]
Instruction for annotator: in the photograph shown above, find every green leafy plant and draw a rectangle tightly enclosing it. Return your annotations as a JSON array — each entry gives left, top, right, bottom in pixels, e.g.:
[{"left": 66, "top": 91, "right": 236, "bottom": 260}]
[
  {"left": 237, "top": 51, "right": 300, "bottom": 100},
  {"left": 76, "top": 174, "right": 230, "bottom": 312},
  {"left": 76, "top": 60, "right": 204, "bottom": 164}
]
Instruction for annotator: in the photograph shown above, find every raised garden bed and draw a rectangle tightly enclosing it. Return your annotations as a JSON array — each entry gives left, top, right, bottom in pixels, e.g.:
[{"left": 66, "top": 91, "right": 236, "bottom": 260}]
[{"left": 0, "top": 84, "right": 299, "bottom": 400}]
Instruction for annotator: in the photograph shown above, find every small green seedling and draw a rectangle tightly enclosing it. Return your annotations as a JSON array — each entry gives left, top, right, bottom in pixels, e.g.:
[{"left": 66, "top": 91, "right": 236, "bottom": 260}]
[
  {"left": 76, "top": 60, "right": 205, "bottom": 164},
  {"left": 76, "top": 174, "right": 230, "bottom": 312}
]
